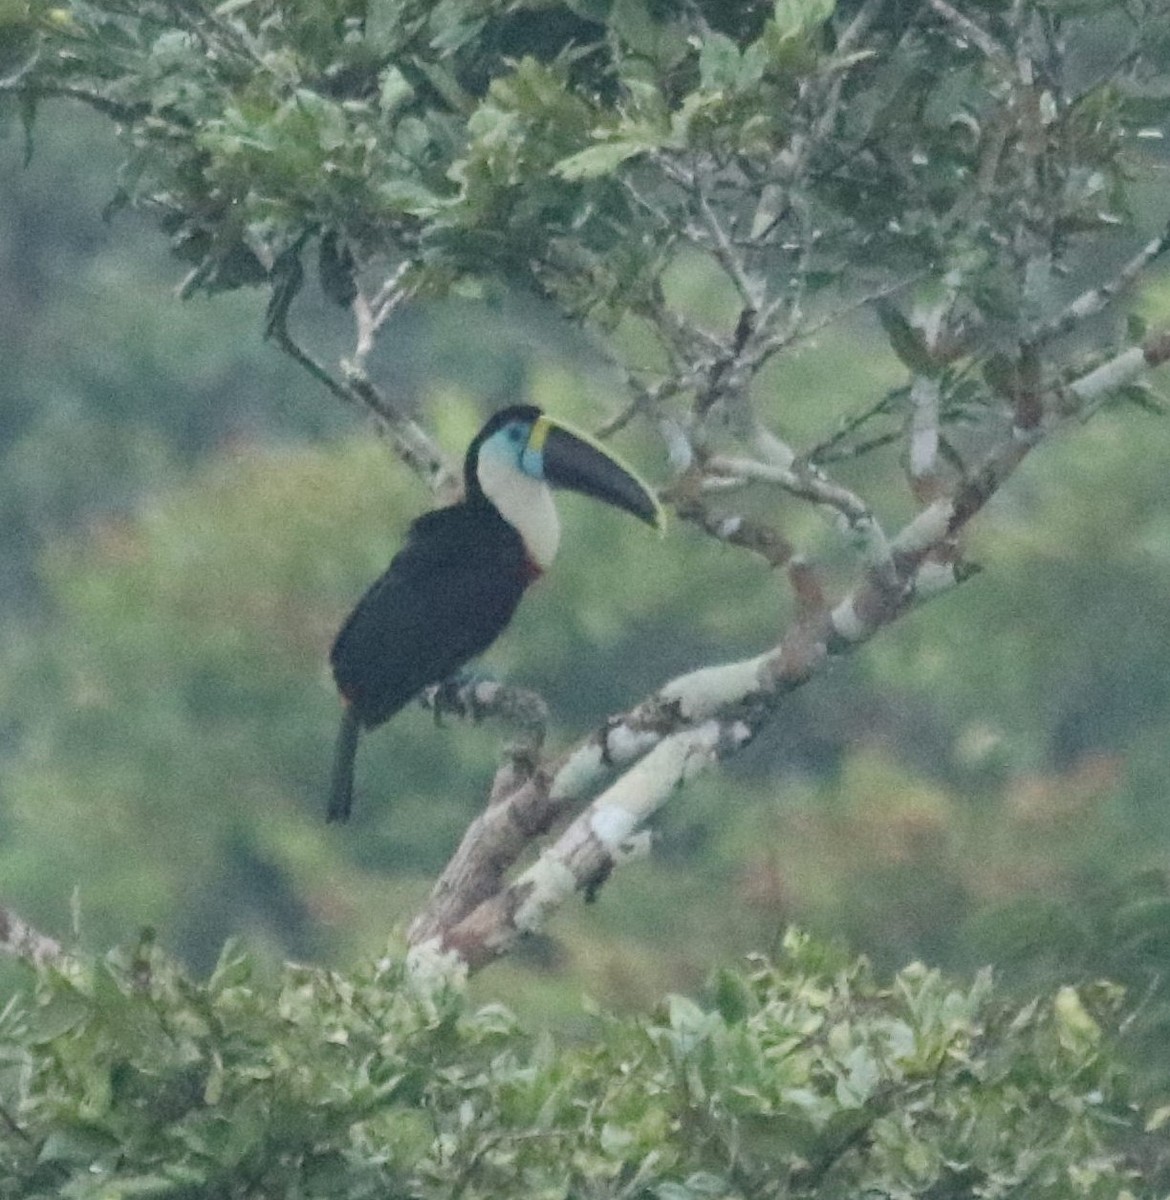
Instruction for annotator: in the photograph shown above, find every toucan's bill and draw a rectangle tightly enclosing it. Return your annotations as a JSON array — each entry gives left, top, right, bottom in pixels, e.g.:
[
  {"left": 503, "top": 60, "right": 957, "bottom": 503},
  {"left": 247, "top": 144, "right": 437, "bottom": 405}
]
[{"left": 528, "top": 415, "right": 665, "bottom": 530}]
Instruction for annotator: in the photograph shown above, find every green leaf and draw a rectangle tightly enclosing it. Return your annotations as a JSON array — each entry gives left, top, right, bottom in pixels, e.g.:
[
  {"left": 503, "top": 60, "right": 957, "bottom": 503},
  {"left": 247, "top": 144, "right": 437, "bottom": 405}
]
[
  {"left": 874, "top": 300, "right": 937, "bottom": 375},
  {"left": 773, "top": 0, "right": 836, "bottom": 41},
  {"left": 710, "top": 968, "right": 754, "bottom": 1024},
  {"left": 26, "top": 985, "right": 90, "bottom": 1045},
  {"left": 379, "top": 64, "right": 415, "bottom": 115},
  {"left": 600, "top": 1120, "right": 635, "bottom": 1154},
  {"left": 375, "top": 178, "right": 443, "bottom": 215},
  {"left": 208, "top": 936, "right": 253, "bottom": 992},
  {"left": 554, "top": 137, "right": 650, "bottom": 180},
  {"left": 698, "top": 33, "right": 743, "bottom": 91},
  {"left": 37, "top": 1123, "right": 120, "bottom": 1164},
  {"left": 1126, "top": 311, "right": 1149, "bottom": 343},
  {"left": 654, "top": 1183, "right": 696, "bottom": 1200},
  {"left": 664, "top": 993, "right": 722, "bottom": 1056},
  {"left": 1053, "top": 985, "right": 1101, "bottom": 1053},
  {"left": 1147, "top": 1105, "right": 1170, "bottom": 1132},
  {"left": 410, "top": 56, "right": 473, "bottom": 113},
  {"left": 681, "top": 1173, "right": 730, "bottom": 1197},
  {"left": 99, "top": 1174, "right": 181, "bottom": 1197},
  {"left": 835, "top": 1044, "right": 879, "bottom": 1107},
  {"left": 610, "top": 0, "right": 663, "bottom": 58},
  {"left": 318, "top": 231, "right": 357, "bottom": 308},
  {"left": 366, "top": 0, "right": 408, "bottom": 53},
  {"left": 750, "top": 182, "right": 787, "bottom": 239}
]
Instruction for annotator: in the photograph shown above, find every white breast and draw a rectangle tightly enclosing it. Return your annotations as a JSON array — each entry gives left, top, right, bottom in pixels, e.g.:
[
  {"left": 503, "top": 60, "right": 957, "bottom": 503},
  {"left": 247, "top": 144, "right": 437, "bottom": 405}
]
[{"left": 477, "top": 455, "right": 561, "bottom": 570}]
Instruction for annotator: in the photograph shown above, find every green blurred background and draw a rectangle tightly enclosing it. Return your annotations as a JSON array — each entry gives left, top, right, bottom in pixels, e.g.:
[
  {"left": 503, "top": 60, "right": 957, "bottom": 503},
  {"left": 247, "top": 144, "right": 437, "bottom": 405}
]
[{"left": 3, "top": 104, "right": 1170, "bottom": 1047}]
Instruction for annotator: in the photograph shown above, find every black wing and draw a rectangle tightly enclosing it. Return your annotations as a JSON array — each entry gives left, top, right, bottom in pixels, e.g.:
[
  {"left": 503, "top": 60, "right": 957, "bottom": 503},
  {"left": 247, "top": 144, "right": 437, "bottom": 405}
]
[{"left": 330, "top": 504, "right": 530, "bottom": 729}]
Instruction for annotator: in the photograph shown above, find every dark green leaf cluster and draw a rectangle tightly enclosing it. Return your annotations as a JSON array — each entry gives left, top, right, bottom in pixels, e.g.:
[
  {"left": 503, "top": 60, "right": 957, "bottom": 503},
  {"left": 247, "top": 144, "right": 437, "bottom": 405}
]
[
  {"left": 9, "top": 0, "right": 1170, "bottom": 331},
  {"left": 0, "top": 931, "right": 1162, "bottom": 1198}
]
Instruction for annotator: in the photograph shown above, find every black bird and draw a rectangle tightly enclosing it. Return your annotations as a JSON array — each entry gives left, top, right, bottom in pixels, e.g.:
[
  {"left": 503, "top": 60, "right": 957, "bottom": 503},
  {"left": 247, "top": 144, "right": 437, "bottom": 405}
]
[{"left": 327, "top": 405, "right": 663, "bottom": 822}]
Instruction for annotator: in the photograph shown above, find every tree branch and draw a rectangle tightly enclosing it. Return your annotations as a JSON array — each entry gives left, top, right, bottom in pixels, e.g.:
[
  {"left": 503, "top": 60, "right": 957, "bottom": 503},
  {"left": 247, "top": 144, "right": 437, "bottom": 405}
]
[
  {"left": 339, "top": 362, "right": 462, "bottom": 502},
  {"left": 927, "top": 0, "right": 1012, "bottom": 67},
  {"left": 407, "top": 325, "right": 1170, "bottom": 975},
  {"left": 269, "top": 318, "right": 461, "bottom": 502},
  {"left": 1030, "top": 222, "right": 1170, "bottom": 349}
]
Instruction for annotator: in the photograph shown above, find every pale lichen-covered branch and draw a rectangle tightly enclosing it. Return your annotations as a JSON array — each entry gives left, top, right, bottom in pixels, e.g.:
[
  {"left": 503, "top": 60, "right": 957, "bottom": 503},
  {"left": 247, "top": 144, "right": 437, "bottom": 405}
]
[{"left": 407, "top": 325, "right": 1170, "bottom": 973}]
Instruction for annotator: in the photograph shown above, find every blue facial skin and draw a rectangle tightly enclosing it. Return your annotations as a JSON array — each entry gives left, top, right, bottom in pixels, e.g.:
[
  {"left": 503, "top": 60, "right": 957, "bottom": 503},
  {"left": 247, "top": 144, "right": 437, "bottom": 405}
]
[
  {"left": 520, "top": 437, "right": 544, "bottom": 479},
  {"left": 481, "top": 420, "right": 545, "bottom": 480}
]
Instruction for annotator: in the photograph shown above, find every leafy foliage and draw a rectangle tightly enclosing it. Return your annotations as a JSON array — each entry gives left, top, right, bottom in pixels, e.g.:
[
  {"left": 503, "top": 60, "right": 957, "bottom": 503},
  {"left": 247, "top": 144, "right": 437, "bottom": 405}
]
[
  {"left": 0, "top": 931, "right": 1164, "bottom": 1199},
  {"left": 9, "top": 0, "right": 1170, "bottom": 341}
]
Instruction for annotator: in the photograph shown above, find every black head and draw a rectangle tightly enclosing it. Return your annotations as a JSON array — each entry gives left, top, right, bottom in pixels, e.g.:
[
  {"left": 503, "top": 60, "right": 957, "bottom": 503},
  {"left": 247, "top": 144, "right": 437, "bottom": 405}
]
[
  {"left": 463, "top": 405, "right": 542, "bottom": 497},
  {"left": 464, "top": 404, "right": 664, "bottom": 530}
]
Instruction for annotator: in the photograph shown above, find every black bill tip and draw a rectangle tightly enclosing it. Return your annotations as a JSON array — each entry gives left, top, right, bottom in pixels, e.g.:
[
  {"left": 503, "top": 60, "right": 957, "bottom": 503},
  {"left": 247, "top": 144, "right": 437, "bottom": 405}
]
[{"left": 534, "top": 417, "right": 665, "bottom": 531}]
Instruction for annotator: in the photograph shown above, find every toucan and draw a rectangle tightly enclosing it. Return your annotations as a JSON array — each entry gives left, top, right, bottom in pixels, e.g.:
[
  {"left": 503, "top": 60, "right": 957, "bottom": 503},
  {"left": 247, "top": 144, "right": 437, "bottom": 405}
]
[{"left": 327, "top": 404, "right": 664, "bottom": 822}]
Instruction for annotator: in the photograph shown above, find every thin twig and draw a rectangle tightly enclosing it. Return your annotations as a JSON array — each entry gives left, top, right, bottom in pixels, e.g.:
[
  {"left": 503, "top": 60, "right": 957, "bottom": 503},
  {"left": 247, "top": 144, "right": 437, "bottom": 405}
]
[
  {"left": 1029, "top": 222, "right": 1170, "bottom": 348},
  {"left": 340, "top": 362, "right": 461, "bottom": 500},
  {"left": 354, "top": 261, "right": 415, "bottom": 368},
  {"left": 270, "top": 318, "right": 459, "bottom": 499},
  {"left": 0, "top": 80, "right": 147, "bottom": 121},
  {"left": 928, "top": 0, "right": 1012, "bottom": 67},
  {"left": 705, "top": 455, "right": 874, "bottom": 529},
  {"left": 745, "top": 271, "right": 927, "bottom": 379}
]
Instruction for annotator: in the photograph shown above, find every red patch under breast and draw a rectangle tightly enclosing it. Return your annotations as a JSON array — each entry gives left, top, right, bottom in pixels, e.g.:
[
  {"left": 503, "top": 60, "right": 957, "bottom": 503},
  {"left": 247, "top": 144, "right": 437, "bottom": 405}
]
[{"left": 521, "top": 554, "right": 544, "bottom": 585}]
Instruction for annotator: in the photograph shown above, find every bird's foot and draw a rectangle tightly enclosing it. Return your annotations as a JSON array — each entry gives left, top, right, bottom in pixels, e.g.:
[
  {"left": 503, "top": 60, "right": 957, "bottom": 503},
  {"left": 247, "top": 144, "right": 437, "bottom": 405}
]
[{"left": 423, "top": 669, "right": 499, "bottom": 726}]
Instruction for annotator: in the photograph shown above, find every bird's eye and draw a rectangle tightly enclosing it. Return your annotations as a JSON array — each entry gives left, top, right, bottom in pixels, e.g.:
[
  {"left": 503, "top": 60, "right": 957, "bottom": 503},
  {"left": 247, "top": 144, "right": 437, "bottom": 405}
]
[{"left": 507, "top": 425, "right": 524, "bottom": 443}]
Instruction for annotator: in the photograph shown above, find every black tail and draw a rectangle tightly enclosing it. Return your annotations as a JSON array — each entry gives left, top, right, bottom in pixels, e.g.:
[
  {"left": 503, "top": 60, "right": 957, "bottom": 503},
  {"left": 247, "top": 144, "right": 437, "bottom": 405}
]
[{"left": 327, "top": 706, "right": 361, "bottom": 823}]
